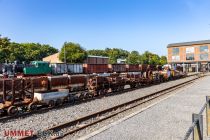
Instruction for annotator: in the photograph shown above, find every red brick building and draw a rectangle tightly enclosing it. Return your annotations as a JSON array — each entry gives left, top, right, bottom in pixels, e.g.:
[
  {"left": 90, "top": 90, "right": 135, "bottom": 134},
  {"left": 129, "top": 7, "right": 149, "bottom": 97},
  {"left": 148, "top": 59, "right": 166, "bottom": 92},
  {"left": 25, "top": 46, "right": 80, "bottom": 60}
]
[{"left": 167, "top": 40, "right": 210, "bottom": 72}]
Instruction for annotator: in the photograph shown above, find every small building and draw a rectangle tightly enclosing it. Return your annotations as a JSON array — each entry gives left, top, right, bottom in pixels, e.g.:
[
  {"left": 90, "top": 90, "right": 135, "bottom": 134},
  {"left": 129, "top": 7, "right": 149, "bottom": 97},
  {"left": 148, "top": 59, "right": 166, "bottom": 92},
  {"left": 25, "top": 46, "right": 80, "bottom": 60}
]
[
  {"left": 42, "top": 53, "right": 109, "bottom": 64},
  {"left": 42, "top": 53, "right": 62, "bottom": 63},
  {"left": 167, "top": 40, "right": 210, "bottom": 72},
  {"left": 117, "top": 58, "right": 126, "bottom": 64}
]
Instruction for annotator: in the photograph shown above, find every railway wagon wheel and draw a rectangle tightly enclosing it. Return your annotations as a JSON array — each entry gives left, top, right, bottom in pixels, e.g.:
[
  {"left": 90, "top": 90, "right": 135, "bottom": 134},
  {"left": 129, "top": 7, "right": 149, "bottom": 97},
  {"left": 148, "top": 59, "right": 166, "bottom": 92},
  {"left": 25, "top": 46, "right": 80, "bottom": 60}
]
[
  {"left": 97, "top": 90, "right": 104, "bottom": 96},
  {"left": 67, "top": 96, "right": 75, "bottom": 104},
  {"left": 48, "top": 100, "right": 55, "bottom": 107},
  {"left": 120, "top": 85, "right": 124, "bottom": 91},
  {"left": 28, "top": 103, "right": 37, "bottom": 111},
  {"left": 111, "top": 87, "right": 117, "bottom": 92},
  {"left": 130, "top": 83, "right": 136, "bottom": 88},
  {"left": 7, "top": 106, "right": 18, "bottom": 116},
  {"left": 56, "top": 99, "right": 62, "bottom": 106},
  {"left": 103, "top": 89, "right": 109, "bottom": 94}
]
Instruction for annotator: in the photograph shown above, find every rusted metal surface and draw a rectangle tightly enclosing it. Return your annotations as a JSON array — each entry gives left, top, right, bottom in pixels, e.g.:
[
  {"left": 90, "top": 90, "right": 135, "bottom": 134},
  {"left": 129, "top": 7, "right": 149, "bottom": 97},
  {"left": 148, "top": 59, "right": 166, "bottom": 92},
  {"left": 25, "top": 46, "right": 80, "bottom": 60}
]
[
  {"left": 24, "top": 77, "right": 48, "bottom": 92},
  {"left": 69, "top": 75, "right": 87, "bottom": 84},
  {"left": 19, "top": 77, "right": 196, "bottom": 140},
  {"left": 84, "top": 56, "right": 109, "bottom": 64},
  {"left": 68, "top": 75, "right": 87, "bottom": 91},
  {"left": 48, "top": 76, "right": 69, "bottom": 90},
  {"left": 126, "top": 64, "right": 140, "bottom": 72},
  {"left": 0, "top": 78, "right": 34, "bottom": 113},
  {"left": 83, "top": 64, "right": 109, "bottom": 74},
  {"left": 108, "top": 64, "right": 126, "bottom": 73}
]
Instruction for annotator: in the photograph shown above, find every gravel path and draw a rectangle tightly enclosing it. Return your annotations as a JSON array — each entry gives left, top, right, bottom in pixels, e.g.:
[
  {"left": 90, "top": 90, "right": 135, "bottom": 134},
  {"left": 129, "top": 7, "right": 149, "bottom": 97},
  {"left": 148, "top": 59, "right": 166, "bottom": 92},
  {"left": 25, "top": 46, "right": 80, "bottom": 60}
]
[
  {"left": 88, "top": 75, "right": 210, "bottom": 140},
  {"left": 0, "top": 76, "right": 198, "bottom": 139}
]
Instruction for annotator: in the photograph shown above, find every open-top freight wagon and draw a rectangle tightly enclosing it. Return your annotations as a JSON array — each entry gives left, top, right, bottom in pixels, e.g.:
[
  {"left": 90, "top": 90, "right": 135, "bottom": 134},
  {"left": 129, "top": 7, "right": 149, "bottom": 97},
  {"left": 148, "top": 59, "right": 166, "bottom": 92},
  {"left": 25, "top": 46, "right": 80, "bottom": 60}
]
[{"left": 0, "top": 64, "right": 186, "bottom": 116}]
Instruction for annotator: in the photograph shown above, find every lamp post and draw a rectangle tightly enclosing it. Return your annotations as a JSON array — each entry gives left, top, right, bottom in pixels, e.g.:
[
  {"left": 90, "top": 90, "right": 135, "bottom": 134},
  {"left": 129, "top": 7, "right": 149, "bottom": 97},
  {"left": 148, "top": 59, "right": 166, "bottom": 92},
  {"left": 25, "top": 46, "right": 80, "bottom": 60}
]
[
  {"left": 64, "top": 44, "right": 67, "bottom": 74},
  {"left": 64, "top": 45, "right": 66, "bottom": 63}
]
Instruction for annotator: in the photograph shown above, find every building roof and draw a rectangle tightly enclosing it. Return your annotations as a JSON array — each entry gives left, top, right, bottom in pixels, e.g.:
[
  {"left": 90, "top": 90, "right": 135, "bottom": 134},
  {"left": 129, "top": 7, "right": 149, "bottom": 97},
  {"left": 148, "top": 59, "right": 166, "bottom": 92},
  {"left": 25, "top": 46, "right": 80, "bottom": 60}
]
[
  {"left": 167, "top": 40, "right": 210, "bottom": 48},
  {"left": 87, "top": 55, "right": 109, "bottom": 59}
]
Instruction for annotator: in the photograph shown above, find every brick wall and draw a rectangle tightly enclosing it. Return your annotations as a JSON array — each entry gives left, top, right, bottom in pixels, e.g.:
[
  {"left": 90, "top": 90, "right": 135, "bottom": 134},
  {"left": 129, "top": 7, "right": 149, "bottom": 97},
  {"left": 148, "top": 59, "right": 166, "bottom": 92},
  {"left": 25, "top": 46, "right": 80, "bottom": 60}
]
[{"left": 167, "top": 44, "right": 210, "bottom": 63}]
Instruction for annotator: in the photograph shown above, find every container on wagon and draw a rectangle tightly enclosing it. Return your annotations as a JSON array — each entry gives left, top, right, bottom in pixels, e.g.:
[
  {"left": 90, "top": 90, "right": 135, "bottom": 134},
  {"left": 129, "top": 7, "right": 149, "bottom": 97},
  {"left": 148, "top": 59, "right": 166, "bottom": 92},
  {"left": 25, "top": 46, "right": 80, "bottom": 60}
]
[
  {"left": 34, "top": 89, "right": 69, "bottom": 105},
  {"left": 66, "top": 64, "right": 83, "bottom": 74},
  {"left": 50, "top": 63, "right": 67, "bottom": 75}
]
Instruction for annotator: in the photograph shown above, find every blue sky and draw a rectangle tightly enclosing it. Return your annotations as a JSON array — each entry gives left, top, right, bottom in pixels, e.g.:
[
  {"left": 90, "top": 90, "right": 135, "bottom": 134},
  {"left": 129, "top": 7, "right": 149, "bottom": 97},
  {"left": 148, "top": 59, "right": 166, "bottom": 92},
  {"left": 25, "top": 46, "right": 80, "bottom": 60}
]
[{"left": 0, "top": 0, "right": 210, "bottom": 56}]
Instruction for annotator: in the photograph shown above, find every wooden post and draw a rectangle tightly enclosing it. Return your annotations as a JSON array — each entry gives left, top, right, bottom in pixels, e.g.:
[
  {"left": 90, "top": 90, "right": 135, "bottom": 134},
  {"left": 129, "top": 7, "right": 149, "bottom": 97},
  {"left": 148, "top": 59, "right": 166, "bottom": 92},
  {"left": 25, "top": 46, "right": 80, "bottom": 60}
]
[
  {"left": 193, "top": 113, "right": 203, "bottom": 140},
  {"left": 206, "top": 96, "right": 210, "bottom": 136}
]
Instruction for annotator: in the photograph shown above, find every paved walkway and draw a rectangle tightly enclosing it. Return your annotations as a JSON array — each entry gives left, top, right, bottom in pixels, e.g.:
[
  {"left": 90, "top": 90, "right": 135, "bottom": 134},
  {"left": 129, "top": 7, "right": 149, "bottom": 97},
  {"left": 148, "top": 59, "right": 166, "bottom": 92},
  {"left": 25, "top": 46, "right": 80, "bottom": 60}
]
[{"left": 85, "top": 75, "right": 210, "bottom": 140}]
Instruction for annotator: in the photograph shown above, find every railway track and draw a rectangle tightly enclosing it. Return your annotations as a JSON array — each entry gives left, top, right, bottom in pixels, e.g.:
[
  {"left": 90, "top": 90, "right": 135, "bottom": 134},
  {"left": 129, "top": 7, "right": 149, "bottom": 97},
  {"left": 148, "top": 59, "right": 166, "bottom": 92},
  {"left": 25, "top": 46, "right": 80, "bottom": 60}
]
[
  {"left": 0, "top": 74, "right": 199, "bottom": 123},
  {"left": 19, "top": 75, "right": 203, "bottom": 140}
]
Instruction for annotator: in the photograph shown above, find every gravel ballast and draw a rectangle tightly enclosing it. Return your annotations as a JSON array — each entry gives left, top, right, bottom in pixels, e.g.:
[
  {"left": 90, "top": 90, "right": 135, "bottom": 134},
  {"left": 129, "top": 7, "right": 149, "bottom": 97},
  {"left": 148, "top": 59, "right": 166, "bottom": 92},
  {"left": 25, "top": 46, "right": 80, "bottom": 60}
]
[{"left": 0, "top": 75, "right": 199, "bottom": 139}]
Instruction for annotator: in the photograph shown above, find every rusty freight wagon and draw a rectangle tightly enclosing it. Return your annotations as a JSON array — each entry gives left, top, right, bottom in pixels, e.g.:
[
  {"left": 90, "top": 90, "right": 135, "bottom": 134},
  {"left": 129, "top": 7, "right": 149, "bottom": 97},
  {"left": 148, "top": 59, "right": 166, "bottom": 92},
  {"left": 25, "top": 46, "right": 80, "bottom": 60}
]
[
  {"left": 0, "top": 78, "right": 35, "bottom": 115},
  {"left": 83, "top": 64, "right": 109, "bottom": 74},
  {"left": 50, "top": 63, "right": 83, "bottom": 75},
  {"left": 108, "top": 64, "right": 126, "bottom": 73},
  {"left": 126, "top": 64, "right": 140, "bottom": 72}
]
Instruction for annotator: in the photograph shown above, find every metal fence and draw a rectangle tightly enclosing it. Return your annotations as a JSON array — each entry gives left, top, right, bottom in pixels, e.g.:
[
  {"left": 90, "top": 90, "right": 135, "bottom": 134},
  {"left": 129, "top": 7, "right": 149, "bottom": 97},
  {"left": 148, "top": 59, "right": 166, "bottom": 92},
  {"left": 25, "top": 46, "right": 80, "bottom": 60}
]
[{"left": 184, "top": 96, "right": 210, "bottom": 140}]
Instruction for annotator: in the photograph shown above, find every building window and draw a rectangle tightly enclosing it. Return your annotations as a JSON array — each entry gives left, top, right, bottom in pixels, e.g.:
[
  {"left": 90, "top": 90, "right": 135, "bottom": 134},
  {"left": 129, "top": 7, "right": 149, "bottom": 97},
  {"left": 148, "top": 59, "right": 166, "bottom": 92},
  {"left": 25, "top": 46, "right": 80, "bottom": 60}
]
[
  {"left": 200, "top": 54, "right": 208, "bottom": 60},
  {"left": 172, "top": 56, "right": 180, "bottom": 61},
  {"left": 186, "top": 54, "right": 194, "bottom": 60},
  {"left": 172, "top": 48, "right": 179, "bottom": 55},
  {"left": 200, "top": 46, "right": 208, "bottom": 52},
  {"left": 186, "top": 47, "right": 194, "bottom": 53}
]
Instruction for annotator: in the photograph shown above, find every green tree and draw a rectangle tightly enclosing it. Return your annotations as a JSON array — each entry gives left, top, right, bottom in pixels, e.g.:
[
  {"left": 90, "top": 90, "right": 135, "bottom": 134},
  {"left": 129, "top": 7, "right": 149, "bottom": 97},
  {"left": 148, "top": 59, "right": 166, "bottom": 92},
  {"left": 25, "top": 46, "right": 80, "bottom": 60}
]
[
  {"left": 105, "top": 48, "right": 129, "bottom": 64},
  {"left": 0, "top": 35, "right": 11, "bottom": 63},
  {"left": 160, "top": 56, "right": 167, "bottom": 65},
  {"left": 141, "top": 51, "right": 152, "bottom": 64},
  {"left": 127, "top": 51, "right": 140, "bottom": 64},
  {"left": 21, "top": 43, "right": 58, "bottom": 62},
  {"left": 150, "top": 54, "right": 160, "bottom": 65},
  {"left": 59, "top": 42, "right": 87, "bottom": 63},
  {"left": 87, "top": 49, "right": 108, "bottom": 56},
  {"left": 8, "top": 42, "right": 26, "bottom": 62}
]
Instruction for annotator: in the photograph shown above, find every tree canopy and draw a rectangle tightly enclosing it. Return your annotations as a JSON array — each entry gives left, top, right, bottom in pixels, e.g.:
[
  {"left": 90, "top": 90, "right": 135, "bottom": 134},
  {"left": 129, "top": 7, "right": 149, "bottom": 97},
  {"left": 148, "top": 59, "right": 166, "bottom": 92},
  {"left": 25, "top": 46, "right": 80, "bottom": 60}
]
[
  {"left": 0, "top": 34, "right": 167, "bottom": 65},
  {"left": 87, "top": 48, "right": 167, "bottom": 65},
  {"left": 0, "top": 35, "right": 58, "bottom": 63},
  {"left": 127, "top": 51, "right": 140, "bottom": 64},
  {"left": 59, "top": 42, "right": 87, "bottom": 63}
]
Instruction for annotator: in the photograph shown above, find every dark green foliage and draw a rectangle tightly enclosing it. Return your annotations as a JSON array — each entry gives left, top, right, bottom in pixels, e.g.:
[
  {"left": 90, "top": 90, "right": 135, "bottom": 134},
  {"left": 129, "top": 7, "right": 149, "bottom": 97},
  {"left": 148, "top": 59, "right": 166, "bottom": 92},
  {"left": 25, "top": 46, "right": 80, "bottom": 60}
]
[
  {"left": 87, "top": 48, "right": 129, "bottom": 64},
  {"left": 160, "top": 56, "right": 167, "bottom": 65},
  {"left": 0, "top": 35, "right": 11, "bottom": 63},
  {"left": 0, "top": 35, "right": 58, "bottom": 63},
  {"left": 87, "top": 49, "right": 167, "bottom": 65},
  {"left": 87, "top": 49, "right": 109, "bottom": 57},
  {"left": 0, "top": 34, "right": 167, "bottom": 65},
  {"left": 127, "top": 51, "right": 140, "bottom": 64},
  {"left": 59, "top": 42, "right": 87, "bottom": 63}
]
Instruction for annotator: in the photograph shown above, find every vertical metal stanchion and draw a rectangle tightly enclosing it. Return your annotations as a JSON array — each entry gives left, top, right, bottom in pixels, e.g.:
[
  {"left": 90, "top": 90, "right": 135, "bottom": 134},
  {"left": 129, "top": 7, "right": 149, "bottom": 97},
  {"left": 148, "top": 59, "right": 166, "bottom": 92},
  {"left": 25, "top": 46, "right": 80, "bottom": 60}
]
[
  {"left": 206, "top": 96, "right": 210, "bottom": 136},
  {"left": 193, "top": 113, "right": 203, "bottom": 140}
]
